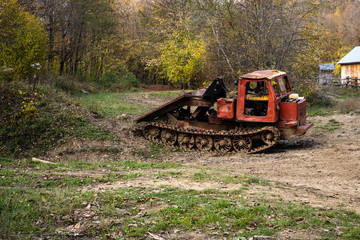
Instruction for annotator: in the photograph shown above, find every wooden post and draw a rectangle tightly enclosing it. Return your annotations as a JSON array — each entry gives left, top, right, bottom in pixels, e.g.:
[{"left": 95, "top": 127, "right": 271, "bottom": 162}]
[{"left": 355, "top": 77, "right": 358, "bottom": 90}]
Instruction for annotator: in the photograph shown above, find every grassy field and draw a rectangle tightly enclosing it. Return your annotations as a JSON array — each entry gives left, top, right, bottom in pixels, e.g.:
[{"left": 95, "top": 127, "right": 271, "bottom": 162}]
[
  {"left": 2, "top": 89, "right": 360, "bottom": 239},
  {"left": 77, "top": 90, "right": 194, "bottom": 117},
  {"left": 78, "top": 92, "right": 152, "bottom": 116},
  {"left": 149, "top": 90, "right": 193, "bottom": 99},
  {"left": 1, "top": 156, "right": 360, "bottom": 239}
]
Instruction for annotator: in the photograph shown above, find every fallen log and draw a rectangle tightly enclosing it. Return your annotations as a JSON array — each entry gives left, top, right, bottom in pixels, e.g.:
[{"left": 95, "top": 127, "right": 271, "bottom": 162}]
[{"left": 31, "top": 157, "right": 55, "bottom": 165}]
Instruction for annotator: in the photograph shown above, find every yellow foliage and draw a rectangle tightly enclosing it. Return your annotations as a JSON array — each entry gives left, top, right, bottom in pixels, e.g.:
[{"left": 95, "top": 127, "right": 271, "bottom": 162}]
[
  {"left": 158, "top": 30, "right": 207, "bottom": 88},
  {"left": 0, "top": 0, "right": 48, "bottom": 81},
  {"left": 2, "top": 89, "right": 40, "bottom": 126}
]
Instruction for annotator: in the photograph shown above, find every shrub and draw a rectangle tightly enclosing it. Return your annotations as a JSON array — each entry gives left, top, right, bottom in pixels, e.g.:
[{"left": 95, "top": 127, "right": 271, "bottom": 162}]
[
  {"left": 51, "top": 75, "right": 94, "bottom": 94},
  {"left": 123, "top": 72, "right": 140, "bottom": 88},
  {"left": 0, "top": 82, "right": 88, "bottom": 157},
  {"left": 295, "top": 81, "right": 333, "bottom": 107},
  {"left": 93, "top": 70, "right": 140, "bottom": 91}
]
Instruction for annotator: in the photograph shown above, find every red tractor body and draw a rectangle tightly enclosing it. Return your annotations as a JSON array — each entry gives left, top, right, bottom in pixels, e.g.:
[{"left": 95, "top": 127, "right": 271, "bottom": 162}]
[
  {"left": 216, "top": 70, "right": 312, "bottom": 139},
  {"left": 135, "top": 70, "right": 313, "bottom": 153}
]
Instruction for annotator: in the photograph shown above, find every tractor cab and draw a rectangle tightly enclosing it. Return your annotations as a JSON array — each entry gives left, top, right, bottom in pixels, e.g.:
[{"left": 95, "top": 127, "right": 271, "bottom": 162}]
[
  {"left": 244, "top": 80, "right": 270, "bottom": 116},
  {"left": 235, "top": 70, "right": 292, "bottom": 123}
]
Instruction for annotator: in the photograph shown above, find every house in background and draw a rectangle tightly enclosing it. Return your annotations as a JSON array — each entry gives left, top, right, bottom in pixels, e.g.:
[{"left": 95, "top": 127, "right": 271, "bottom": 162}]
[
  {"left": 318, "top": 63, "right": 335, "bottom": 85},
  {"left": 338, "top": 46, "right": 360, "bottom": 85}
]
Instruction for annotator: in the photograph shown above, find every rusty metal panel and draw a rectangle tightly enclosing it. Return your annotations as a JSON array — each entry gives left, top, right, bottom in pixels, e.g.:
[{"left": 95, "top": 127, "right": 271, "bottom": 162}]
[
  {"left": 240, "top": 70, "right": 286, "bottom": 80},
  {"left": 217, "top": 98, "right": 235, "bottom": 119},
  {"left": 133, "top": 94, "right": 212, "bottom": 123}
]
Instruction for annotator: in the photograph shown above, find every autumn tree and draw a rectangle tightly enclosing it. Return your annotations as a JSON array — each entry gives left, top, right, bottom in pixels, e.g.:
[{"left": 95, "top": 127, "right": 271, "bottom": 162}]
[
  {"left": 14, "top": 0, "right": 356, "bottom": 88},
  {"left": 159, "top": 30, "right": 206, "bottom": 88},
  {"left": 0, "top": 0, "right": 47, "bottom": 82},
  {"left": 197, "top": 0, "right": 323, "bottom": 80},
  {"left": 320, "top": 0, "right": 360, "bottom": 72},
  {"left": 19, "top": 0, "right": 118, "bottom": 77},
  {"left": 137, "top": 0, "right": 206, "bottom": 85}
]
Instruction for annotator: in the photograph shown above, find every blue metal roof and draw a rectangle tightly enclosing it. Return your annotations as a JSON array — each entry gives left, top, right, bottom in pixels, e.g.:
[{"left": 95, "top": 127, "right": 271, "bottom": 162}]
[
  {"left": 338, "top": 46, "right": 360, "bottom": 64},
  {"left": 319, "top": 63, "right": 335, "bottom": 70}
]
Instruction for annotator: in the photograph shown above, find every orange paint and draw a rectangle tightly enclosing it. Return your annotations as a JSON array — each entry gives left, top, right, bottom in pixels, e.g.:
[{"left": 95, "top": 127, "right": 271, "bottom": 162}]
[
  {"left": 217, "top": 98, "right": 235, "bottom": 119},
  {"left": 236, "top": 80, "right": 279, "bottom": 123}
]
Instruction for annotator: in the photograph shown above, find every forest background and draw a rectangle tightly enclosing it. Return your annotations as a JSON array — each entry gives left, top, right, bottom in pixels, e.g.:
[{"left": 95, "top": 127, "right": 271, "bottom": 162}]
[
  {"left": 3, "top": 2, "right": 360, "bottom": 239},
  {"left": 2, "top": 0, "right": 360, "bottom": 90}
]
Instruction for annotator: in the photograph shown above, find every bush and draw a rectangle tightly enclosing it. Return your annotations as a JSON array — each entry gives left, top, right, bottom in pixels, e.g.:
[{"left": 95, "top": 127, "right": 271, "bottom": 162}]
[
  {"left": 123, "top": 72, "right": 140, "bottom": 88},
  {"left": 51, "top": 74, "right": 95, "bottom": 94},
  {"left": 305, "top": 89, "right": 334, "bottom": 107},
  {"left": 39, "top": 68, "right": 140, "bottom": 95},
  {"left": 295, "top": 81, "right": 333, "bottom": 107},
  {"left": 0, "top": 81, "right": 94, "bottom": 157},
  {"left": 93, "top": 70, "right": 140, "bottom": 91}
]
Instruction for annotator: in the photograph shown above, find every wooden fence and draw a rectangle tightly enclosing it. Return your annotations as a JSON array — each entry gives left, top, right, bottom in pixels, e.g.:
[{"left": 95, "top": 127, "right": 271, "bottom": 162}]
[{"left": 318, "top": 77, "right": 360, "bottom": 88}]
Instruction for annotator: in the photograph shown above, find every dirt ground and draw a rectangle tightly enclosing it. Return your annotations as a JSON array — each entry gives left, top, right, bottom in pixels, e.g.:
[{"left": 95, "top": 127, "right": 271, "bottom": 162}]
[
  {"left": 45, "top": 92, "right": 360, "bottom": 214},
  {"left": 202, "top": 113, "right": 360, "bottom": 213}
]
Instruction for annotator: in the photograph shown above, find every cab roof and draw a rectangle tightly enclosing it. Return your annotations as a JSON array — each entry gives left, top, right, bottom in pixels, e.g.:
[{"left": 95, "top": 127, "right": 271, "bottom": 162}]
[{"left": 240, "top": 70, "right": 286, "bottom": 80}]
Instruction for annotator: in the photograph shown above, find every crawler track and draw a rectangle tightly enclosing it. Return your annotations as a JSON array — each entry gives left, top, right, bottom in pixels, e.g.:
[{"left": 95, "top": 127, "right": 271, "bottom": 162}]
[{"left": 142, "top": 122, "right": 280, "bottom": 153}]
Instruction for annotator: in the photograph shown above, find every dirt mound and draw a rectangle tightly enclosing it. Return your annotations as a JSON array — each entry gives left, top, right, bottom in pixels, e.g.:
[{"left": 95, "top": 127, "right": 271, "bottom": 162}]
[{"left": 141, "top": 84, "right": 178, "bottom": 91}]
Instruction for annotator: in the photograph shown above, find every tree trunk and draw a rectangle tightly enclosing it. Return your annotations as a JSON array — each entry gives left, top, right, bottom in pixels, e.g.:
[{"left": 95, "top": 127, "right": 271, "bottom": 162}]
[{"left": 60, "top": 61, "right": 65, "bottom": 75}]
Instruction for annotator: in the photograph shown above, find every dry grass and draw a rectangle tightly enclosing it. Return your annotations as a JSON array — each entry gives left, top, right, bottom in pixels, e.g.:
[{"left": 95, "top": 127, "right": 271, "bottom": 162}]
[{"left": 336, "top": 99, "right": 360, "bottom": 114}]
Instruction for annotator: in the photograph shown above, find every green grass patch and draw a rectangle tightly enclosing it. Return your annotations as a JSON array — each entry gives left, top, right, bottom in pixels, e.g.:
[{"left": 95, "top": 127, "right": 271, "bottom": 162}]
[
  {"left": 308, "top": 107, "right": 335, "bottom": 117},
  {"left": 5, "top": 186, "right": 357, "bottom": 239},
  {"left": 314, "top": 118, "right": 343, "bottom": 135},
  {"left": 2, "top": 158, "right": 182, "bottom": 173},
  {"left": 244, "top": 176, "right": 270, "bottom": 186},
  {"left": 0, "top": 170, "right": 140, "bottom": 188},
  {"left": 0, "top": 187, "right": 92, "bottom": 237},
  {"left": 1, "top": 155, "right": 359, "bottom": 239},
  {"left": 154, "top": 171, "right": 183, "bottom": 178},
  {"left": 192, "top": 171, "right": 270, "bottom": 187},
  {"left": 118, "top": 160, "right": 182, "bottom": 171},
  {"left": 78, "top": 92, "right": 151, "bottom": 117},
  {"left": 78, "top": 90, "right": 197, "bottom": 117},
  {"left": 1, "top": 165, "right": 360, "bottom": 239},
  {"left": 58, "top": 159, "right": 182, "bottom": 172},
  {"left": 149, "top": 90, "right": 193, "bottom": 99},
  {"left": 75, "top": 123, "right": 120, "bottom": 141}
]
